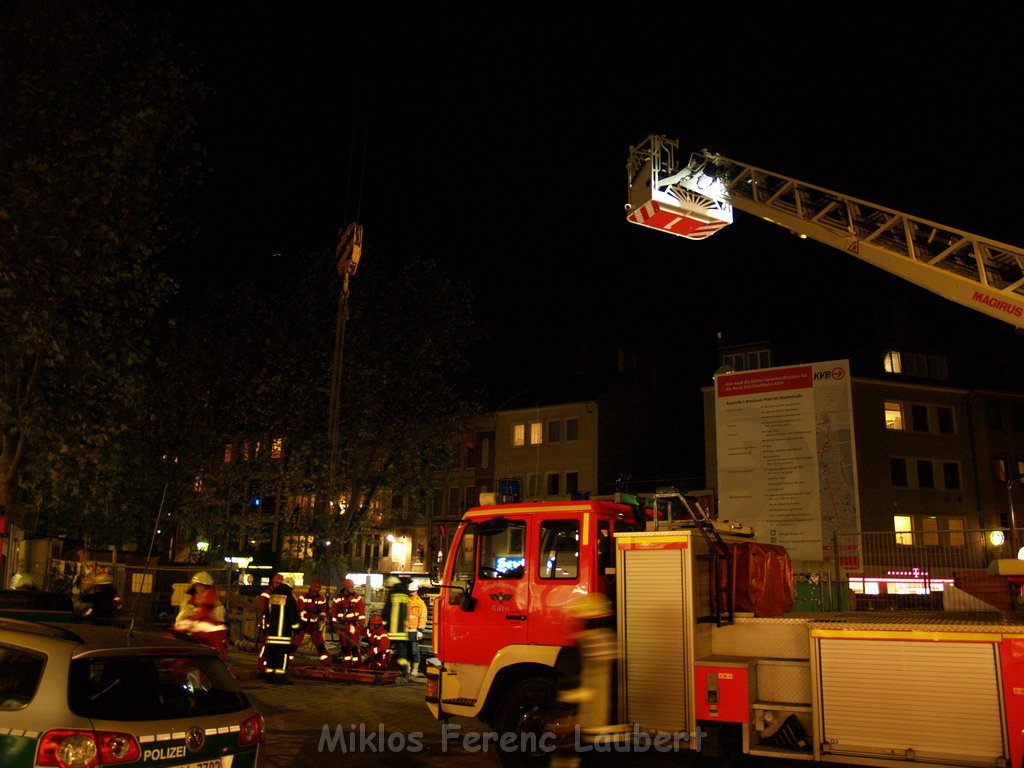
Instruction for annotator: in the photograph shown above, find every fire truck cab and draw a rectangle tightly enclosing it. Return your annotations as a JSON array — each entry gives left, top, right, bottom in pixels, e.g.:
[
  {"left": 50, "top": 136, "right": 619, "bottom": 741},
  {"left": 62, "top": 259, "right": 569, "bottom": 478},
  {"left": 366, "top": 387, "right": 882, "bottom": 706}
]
[{"left": 426, "top": 499, "right": 641, "bottom": 738}]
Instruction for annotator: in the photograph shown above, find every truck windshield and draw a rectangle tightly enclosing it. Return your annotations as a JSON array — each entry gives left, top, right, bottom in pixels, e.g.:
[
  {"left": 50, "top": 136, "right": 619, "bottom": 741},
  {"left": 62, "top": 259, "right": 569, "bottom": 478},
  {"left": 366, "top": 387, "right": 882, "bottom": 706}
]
[{"left": 449, "top": 520, "right": 527, "bottom": 603}]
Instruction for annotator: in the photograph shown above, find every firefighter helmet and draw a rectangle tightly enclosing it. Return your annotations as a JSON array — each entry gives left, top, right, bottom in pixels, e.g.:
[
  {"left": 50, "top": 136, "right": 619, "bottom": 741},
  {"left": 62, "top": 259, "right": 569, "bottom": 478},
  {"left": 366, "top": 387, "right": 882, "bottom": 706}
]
[
  {"left": 407, "top": 580, "right": 420, "bottom": 592},
  {"left": 343, "top": 578, "right": 355, "bottom": 590},
  {"left": 368, "top": 613, "right": 384, "bottom": 627},
  {"left": 309, "top": 579, "right": 322, "bottom": 591},
  {"left": 191, "top": 571, "right": 215, "bottom": 586},
  {"left": 10, "top": 572, "right": 35, "bottom": 590},
  {"left": 283, "top": 575, "right": 295, "bottom": 587},
  {"left": 384, "top": 576, "right": 400, "bottom": 587}
]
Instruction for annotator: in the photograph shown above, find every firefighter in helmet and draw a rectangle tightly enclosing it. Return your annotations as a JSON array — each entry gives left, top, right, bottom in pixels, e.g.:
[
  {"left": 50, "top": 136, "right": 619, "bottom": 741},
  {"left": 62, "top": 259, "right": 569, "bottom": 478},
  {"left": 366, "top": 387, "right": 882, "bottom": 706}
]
[
  {"left": 174, "top": 571, "right": 228, "bottom": 660},
  {"left": 78, "top": 572, "right": 123, "bottom": 626},
  {"left": 364, "top": 612, "right": 392, "bottom": 670},
  {"left": 256, "top": 573, "right": 285, "bottom": 675},
  {"left": 263, "top": 574, "right": 300, "bottom": 683},
  {"left": 292, "top": 579, "right": 331, "bottom": 667},
  {"left": 330, "top": 578, "right": 366, "bottom": 667}
]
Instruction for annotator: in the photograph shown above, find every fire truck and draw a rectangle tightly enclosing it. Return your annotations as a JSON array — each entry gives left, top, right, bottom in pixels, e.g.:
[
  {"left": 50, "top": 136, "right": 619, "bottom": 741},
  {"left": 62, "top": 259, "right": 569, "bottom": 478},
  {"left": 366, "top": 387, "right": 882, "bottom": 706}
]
[
  {"left": 425, "top": 492, "right": 1024, "bottom": 767},
  {"left": 424, "top": 138, "right": 1024, "bottom": 767}
]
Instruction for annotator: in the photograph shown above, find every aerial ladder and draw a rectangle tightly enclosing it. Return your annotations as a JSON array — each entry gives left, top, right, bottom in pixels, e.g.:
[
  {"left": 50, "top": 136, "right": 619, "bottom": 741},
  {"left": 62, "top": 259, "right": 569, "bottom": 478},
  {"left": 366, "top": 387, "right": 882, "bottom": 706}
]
[{"left": 626, "top": 134, "right": 1024, "bottom": 330}]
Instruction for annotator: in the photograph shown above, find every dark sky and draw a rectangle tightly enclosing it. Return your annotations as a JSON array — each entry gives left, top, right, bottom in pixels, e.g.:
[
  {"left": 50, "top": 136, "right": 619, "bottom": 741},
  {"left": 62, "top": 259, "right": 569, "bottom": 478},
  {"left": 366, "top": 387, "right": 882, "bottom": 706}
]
[{"left": 164, "top": 6, "right": 1024, "bottom": 406}]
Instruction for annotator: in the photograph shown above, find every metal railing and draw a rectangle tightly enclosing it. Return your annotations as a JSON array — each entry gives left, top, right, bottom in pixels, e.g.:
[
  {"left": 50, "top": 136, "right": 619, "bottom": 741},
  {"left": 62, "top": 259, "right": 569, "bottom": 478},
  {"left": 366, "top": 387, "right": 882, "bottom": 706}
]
[{"left": 829, "top": 527, "right": 1019, "bottom": 612}]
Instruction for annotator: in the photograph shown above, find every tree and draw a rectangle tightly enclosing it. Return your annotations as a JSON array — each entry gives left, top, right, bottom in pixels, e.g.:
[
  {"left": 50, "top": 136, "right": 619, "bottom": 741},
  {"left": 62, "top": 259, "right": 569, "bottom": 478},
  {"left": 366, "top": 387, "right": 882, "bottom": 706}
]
[
  {"left": 0, "top": 3, "right": 204, "bottom": 542},
  {"left": 154, "top": 249, "right": 482, "bottom": 567}
]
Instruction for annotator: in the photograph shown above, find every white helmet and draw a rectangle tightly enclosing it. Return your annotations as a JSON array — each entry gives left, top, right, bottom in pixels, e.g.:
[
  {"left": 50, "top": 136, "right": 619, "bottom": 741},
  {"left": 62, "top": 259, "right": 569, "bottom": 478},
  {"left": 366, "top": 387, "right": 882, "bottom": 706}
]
[
  {"left": 407, "top": 580, "right": 420, "bottom": 593},
  {"left": 191, "top": 571, "right": 215, "bottom": 586},
  {"left": 10, "top": 572, "right": 35, "bottom": 590}
]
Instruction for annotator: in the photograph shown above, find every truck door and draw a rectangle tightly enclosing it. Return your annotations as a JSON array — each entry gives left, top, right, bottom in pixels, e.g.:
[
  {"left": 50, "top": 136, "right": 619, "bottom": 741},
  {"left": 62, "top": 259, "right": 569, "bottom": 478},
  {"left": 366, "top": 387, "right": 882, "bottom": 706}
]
[{"left": 440, "top": 516, "right": 530, "bottom": 666}]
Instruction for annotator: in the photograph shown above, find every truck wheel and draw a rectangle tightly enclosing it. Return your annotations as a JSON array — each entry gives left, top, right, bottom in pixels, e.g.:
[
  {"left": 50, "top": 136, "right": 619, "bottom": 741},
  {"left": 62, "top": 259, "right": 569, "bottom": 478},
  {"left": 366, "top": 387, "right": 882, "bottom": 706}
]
[{"left": 494, "top": 676, "right": 565, "bottom": 768}]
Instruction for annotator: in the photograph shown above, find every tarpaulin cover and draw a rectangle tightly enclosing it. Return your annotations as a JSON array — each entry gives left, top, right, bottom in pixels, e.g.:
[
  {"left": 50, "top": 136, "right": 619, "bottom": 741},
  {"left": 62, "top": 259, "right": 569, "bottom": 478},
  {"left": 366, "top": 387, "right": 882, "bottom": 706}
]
[{"left": 716, "top": 541, "right": 794, "bottom": 617}]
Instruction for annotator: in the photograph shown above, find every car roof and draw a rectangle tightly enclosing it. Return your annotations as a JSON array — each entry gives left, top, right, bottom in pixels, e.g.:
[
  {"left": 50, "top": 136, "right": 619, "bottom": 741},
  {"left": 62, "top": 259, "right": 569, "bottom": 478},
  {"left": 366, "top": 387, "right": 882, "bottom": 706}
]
[{"left": 0, "top": 618, "right": 219, "bottom": 657}]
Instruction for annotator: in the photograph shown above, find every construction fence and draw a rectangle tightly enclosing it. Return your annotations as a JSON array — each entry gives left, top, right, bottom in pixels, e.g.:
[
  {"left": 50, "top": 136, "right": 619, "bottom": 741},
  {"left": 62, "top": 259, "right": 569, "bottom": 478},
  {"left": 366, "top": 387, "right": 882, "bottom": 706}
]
[{"left": 825, "top": 527, "right": 1021, "bottom": 612}]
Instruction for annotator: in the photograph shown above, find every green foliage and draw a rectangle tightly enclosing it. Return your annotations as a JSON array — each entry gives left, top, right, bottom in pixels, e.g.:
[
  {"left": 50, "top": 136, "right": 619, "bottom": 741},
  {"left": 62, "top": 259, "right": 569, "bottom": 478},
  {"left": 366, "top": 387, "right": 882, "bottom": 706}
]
[
  {"left": 0, "top": 3, "right": 205, "bottom": 542},
  {"left": 158, "top": 249, "right": 483, "bottom": 565}
]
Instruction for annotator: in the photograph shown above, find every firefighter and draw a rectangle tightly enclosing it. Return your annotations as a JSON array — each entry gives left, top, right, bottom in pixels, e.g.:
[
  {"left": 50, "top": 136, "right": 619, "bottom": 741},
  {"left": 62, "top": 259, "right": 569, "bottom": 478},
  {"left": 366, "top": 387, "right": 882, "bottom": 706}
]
[
  {"left": 173, "top": 571, "right": 228, "bottom": 660},
  {"left": 364, "top": 612, "right": 392, "bottom": 670},
  {"left": 385, "top": 575, "right": 414, "bottom": 676},
  {"left": 78, "top": 573, "right": 123, "bottom": 626},
  {"left": 405, "top": 580, "right": 428, "bottom": 677},
  {"left": 330, "top": 578, "right": 366, "bottom": 667},
  {"left": 292, "top": 579, "right": 331, "bottom": 666},
  {"left": 256, "top": 573, "right": 284, "bottom": 675},
  {"left": 263, "top": 575, "right": 300, "bottom": 684}
]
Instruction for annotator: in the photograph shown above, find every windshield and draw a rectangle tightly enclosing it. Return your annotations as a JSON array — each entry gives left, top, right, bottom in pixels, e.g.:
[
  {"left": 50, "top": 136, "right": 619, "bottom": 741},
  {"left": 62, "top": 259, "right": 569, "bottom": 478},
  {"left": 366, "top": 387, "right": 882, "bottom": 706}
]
[{"left": 70, "top": 654, "right": 250, "bottom": 720}]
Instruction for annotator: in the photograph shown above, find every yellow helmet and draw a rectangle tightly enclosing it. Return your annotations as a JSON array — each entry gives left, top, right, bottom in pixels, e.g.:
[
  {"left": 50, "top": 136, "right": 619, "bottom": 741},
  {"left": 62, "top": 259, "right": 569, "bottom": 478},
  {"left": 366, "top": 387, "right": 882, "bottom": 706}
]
[{"left": 191, "top": 571, "right": 215, "bottom": 586}]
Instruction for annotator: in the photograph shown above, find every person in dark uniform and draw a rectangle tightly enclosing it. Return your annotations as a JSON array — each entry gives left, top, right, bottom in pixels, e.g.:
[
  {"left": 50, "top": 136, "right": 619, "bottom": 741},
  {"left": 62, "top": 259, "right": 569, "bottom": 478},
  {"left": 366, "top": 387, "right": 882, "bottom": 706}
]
[{"left": 263, "top": 576, "right": 300, "bottom": 684}]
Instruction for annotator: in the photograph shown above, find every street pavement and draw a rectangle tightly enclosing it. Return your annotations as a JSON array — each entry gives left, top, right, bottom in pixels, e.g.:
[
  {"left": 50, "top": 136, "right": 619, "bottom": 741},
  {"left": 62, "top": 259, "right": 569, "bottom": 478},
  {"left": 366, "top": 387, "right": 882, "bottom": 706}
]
[
  {"left": 229, "top": 646, "right": 831, "bottom": 768},
  {"left": 227, "top": 645, "right": 498, "bottom": 768}
]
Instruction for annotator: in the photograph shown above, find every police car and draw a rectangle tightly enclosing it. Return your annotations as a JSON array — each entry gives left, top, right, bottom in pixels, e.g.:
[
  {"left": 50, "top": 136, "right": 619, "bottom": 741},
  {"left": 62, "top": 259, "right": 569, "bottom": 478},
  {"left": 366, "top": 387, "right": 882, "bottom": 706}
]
[{"left": 0, "top": 618, "right": 264, "bottom": 768}]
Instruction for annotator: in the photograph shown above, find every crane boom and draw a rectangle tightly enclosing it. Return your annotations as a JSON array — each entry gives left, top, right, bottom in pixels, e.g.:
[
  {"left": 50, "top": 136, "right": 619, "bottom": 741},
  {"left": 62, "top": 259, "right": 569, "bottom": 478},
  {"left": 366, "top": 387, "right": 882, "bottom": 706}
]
[{"left": 626, "top": 134, "right": 1024, "bottom": 329}]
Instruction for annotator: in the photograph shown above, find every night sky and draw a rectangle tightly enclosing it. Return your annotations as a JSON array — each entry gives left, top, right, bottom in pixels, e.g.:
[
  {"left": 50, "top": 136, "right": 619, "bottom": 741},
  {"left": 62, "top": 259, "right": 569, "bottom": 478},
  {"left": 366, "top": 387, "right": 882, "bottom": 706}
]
[{"left": 163, "top": 6, "right": 1024, "bottom": 407}]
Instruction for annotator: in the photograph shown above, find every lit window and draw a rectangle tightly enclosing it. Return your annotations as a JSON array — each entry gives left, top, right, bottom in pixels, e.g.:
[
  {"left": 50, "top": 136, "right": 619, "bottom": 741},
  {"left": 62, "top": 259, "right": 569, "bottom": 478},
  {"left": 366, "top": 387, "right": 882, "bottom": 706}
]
[
  {"left": 894, "top": 515, "right": 913, "bottom": 546},
  {"left": 224, "top": 444, "right": 233, "bottom": 464},
  {"left": 995, "top": 458, "right": 1008, "bottom": 483},
  {"left": 512, "top": 424, "right": 525, "bottom": 447},
  {"left": 193, "top": 474, "right": 203, "bottom": 492},
  {"left": 271, "top": 437, "right": 283, "bottom": 459},
  {"left": 883, "top": 351, "right": 902, "bottom": 373},
  {"left": 242, "top": 442, "right": 251, "bottom": 461},
  {"left": 921, "top": 516, "right": 939, "bottom": 546},
  {"left": 530, "top": 421, "right": 543, "bottom": 445},
  {"left": 884, "top": 401, "right": 903, "bottom": 430},
  {"left": 947, "top": 517, "right": 966, "bottom": 548}
]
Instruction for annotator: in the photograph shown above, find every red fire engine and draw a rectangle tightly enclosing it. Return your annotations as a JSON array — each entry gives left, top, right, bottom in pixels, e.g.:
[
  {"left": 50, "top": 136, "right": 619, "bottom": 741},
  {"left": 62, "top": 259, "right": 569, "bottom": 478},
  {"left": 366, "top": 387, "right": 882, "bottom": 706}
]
[{"left": 426, "top": 494, "right": 1024, "bottom": 767}]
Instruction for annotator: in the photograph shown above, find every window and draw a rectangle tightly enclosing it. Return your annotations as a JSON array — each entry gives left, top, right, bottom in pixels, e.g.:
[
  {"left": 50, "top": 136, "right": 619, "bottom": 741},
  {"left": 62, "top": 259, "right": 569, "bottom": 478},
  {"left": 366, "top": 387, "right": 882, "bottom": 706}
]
[
  {"left": 566, "top": 471, "right": 579, "bottom": 496},
  {"left": 928, "top": 355, "right": 949, "bottom": 381},
  {"left": 454, "top": 520, "right": 527, "bottom": 587},
  {"left": 749, "top": 349, "right": 772, "bottom": 369},
  {"left": 995, "top": 458, "right": 1008, "bottom": 483},
  {"left": 464, "top": 486, "right": 475, "bottom": 509},
  {"left": 722, "top": 352, "right": 745, "bottom": 372},
  {"left": 916, "top": 459, "right": 934, "bottom": 489},
  {"left": 481, "top": 438, "right": 490, "bottom": 469},
  {"left": 431, "top": 489, "right": 442, "bottom": 517},
  {"left": 529, "top": 421, "right": 543, "bottom": 445},
  {"left": 910, "top": 404, "right": 929, "bottom": 432},
  {"left": 904, "top": 353, "right": 928, "bottom": 378},
  {"left": 512, "top": 424, "right": 525, "bottom": 447},
  {"left": 942, "top": 462, "right": 961, "bottom": 490},
  {"left": 1014, "top": 404, "right": 1024, "bottom": 432},
  {"left": 271, "top": 437, "right": 283, "bottom": 459},
  {"left": 986, "top": 401, "right": 1004, "bottom": 430},
  {"left": 449, "top": 487, "right": 460, "bottom": 515},
  {"left": 566, "top": 418, "right": 580, "bottom": 441},
  {"left": 223, "top": 444, "right": 233, "bottom": 463},
  {"left": 465, "top": 441, "right": 476, "bottom": 468},
  {"left": 936, "top": 406, "right": 955, "bottom": 434},
  {"left": 890, "top": 458, "right": 909, "bottom": 487},
  {"left": 547, "top": 420, "right": 561, "bottom": 443},
  {"left": 883, "top": 350, "right": 902, "bottom": 373},
  {"left": 0, "top": 646, "right": 44, "bottom": 709},
  {"left": 894, "top": 515, "right": 912, "bottom": 545},
  {"left": 527, "top": 473, "right": 539, "bottom": 498},
  {"left": 921, "top": 516, "right": 940, "bottom": 546},
  {"left": 539, "top": 520, "right": 579, "bottom": 580},
  {"left": 884, "top": 401, "right": 904, "bottom": 430},
  {"left": 546, "top": 473, "right": 561, "bottom": 496},
  {"left": 947, "top": 517, "right": 966, "bottom": 547}
]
